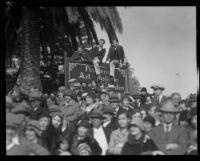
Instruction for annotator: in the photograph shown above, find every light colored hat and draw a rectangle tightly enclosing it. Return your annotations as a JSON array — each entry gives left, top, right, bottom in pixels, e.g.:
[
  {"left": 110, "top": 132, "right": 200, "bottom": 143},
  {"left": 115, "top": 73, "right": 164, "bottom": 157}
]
[
  {"left": 68, "top": 78, "right": 77, "bottom": 83},
  {"left": 159, "top": 100, "right": 180, "bottom": 113},
  {"left": 150, "top": 84, "right": 165, "bottom": 91},
  {"left": 107, "top": 84, "right": 115, "bottom": 90},
  {"left": 58, "top": 86, "right": 66, "bottom": 92},
  {"left": 128, "top": 117, "right": 145, "bottom": 131}
]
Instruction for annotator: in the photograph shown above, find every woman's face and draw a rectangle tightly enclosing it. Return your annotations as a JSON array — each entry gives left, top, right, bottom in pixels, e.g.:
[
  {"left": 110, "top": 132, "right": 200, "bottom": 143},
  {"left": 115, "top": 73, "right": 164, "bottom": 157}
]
[
  {"left": 129, "top": 125, "right": 142, "bottom": 136},
  {"left": 78, "top": 126, "right": 88, "bottom": 137},
  {"left": 25, "top": 129, "right": 37, "bottom": 141},
  {"left": 132, "top": 112, "right": 142, "bottom": 120},
  {"left": 60, "top": 141, "right": 69, "bottom": 151},
  {"left": 47, "top": 98, "right": 54, "bottom": 106},
  {"left": 86, "top": 96, "right": 94, "bottom": 105},
  {"left": 39, "top": 117, "right": 49, "bottom": 131},
  {"left": 118, "top": 113, "right": 129, "bottom": 128},
  {"left": 52, "top": 115, "right": 62, "bottom": 128},
  {"left": 144, "top": 122, "right": 153, "bottom": 133},
  {"left": 123, "top": 98, "right": 129, "bottom": 107}
]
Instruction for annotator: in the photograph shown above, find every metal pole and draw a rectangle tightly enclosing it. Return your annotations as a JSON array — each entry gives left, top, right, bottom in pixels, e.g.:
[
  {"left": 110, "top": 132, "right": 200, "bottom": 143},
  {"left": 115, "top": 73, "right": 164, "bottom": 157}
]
[{"left": 64, "top": 50, "right": 68, "bottom": 88}]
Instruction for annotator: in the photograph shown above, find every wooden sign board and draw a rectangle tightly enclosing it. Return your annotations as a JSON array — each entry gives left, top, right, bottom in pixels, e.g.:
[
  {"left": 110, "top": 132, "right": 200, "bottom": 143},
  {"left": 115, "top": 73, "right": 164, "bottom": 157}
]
[{"left": 65, "top": 60, "right": 126, "bottom": 91}]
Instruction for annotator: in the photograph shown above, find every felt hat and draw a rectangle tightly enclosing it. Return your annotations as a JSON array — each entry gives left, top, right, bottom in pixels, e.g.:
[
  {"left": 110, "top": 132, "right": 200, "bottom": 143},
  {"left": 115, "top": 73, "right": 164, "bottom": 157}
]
[
  {"left": 159, "top": 100, "right": 180, "bottom": 113},
  {"left": 68, "top": 78, "right": 77, "bottom": 83},
  {"left": 88, "top": 111, "right": 105, "bottom": 120},
  {"left": 64, "top": 90, "right": 76, "bottom": 98},
  {"left": 30, "top": 91, "right": 41, "bottom": 101},
  {"left": 99, "top": 89, "right": 108, "bottom": 94},
  {"left": 6, "top": 113, "right": 24, "bottom": 128},
  {"left": 78, "top": 120, "right": 91, "bottom": 128},
  {"left": 26, "top": 120, "right": 41, "bottom": 136},
  {"left": 109, "top": 96, "right": 120, "bottom": 103},
  {"left": 107, "top": 84, "right": 115, "bottom": 91},
  {"left": 86, "top": 91, "right": 96, "bottom": 100},
  {"left": 150, "top": 84, "right": 165, "bottom": 91},
  {"left": 58, "top": 86, "right": 66, "bottom": 92},
  {"left": 103, "top": 105, "right": 115, "bottom": 115},
  {"left": 38, "top": 111, "right": 51, "bottom": 120},
  {"left": 143, "top": 115, "right": 156, "bottom": 127},
  {"left": 128, "top": 117, "right": 145, "bottom": 131}
]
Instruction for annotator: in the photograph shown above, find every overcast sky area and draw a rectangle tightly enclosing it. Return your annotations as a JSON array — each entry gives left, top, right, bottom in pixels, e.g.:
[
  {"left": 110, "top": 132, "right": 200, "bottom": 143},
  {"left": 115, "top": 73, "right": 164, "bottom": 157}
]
[{"left": 94, "top": 7, "right": 197, "bottom": 98}]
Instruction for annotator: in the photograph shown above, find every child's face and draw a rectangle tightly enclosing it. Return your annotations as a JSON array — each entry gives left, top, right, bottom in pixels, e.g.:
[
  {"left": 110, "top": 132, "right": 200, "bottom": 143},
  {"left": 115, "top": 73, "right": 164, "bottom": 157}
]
[{"left": 60, "top": 141, "right": 69, "bottom": 151}]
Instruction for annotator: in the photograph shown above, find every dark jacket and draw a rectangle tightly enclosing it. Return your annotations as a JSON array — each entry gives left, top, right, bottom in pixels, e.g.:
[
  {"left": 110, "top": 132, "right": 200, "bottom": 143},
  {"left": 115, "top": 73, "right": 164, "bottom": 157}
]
[
  {"left": 90, "top": 46, "right": 106, "bottom": 62},
  {"left": 103, "top": 119, "right": 118, "bottom": 144},
  {"left": 150, "top": 124, "right": 188, "bottom": 155},
  {"left": 7, "top": 137, "right": 49, "bottom": 155},
  {"left": 29, "top": 106, "right": 49, "bottom": 120},
  {"left": 106, "top": 45, "right": 125, "bottom": 63},
  {"left": 121, "top": 134, "right": 158, "bottom": 155},
  {"left": 40, "top": 124, "right": 59, "bottom": 155}
]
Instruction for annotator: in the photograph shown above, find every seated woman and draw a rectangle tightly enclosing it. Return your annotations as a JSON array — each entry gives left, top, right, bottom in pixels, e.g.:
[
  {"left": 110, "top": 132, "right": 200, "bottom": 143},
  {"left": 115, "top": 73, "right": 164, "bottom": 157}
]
[
  {"left": 108, "top": 110, "right": 130, "bottom": 155},
  {"left": 70, "top": 120, "right": 102, "bottom": 155},
  {"left": 121, "top": 117, "right": 164, "bottom": 155}
]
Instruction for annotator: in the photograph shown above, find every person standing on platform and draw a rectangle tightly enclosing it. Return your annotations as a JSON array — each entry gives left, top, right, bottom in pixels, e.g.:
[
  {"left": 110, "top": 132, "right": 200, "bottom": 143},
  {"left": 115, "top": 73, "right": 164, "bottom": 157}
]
[{"left": 106, "top": 39, "right": 125, "bottom": 83}]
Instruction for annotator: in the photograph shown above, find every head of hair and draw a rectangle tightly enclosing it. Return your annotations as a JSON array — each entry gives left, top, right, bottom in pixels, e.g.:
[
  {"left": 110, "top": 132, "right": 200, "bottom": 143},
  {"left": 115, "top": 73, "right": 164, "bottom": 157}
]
[
  {"left": 170, "top": 92, "right": 181, "bottom": 99},
  {"left": 117, "top": 109, "right": 130, "bottom": 119},
  {"left": 112, "top": 39, "right": 119, "bottom": 43}
]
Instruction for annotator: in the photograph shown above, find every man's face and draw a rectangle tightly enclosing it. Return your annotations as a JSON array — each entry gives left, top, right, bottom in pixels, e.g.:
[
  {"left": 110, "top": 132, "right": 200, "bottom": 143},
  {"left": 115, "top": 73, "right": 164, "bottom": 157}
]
[
  {"left": 171, "top": 94, "right": 181, "bottom": 107},
  {"left": 52, "top": 115, "right": 62, "bottom": 128},
  {"left": 112, "top": 40, "right": 118, "bottom": 47},
  {"left": 162, "top": 112, "right": 175, "bottom": 124},
  {"left": 154, "top": 89, "right": 162, "bottom": 96},
  {"left": 64, "top": 95, "right": 72, "bottom": 103},
  {"left": 123, "top": 98, "right": 129, "bottom": 106},
  {"left": 91, "top": 118, "right": 102, "bottom": 128},
  {"left": 78, "top": 126, "right": 88, "bottom": 137},
  {"left": 30, "top": 100, "right": 41, "bottom": 109},
  {"left": 111, "top": 102, "right": 118, "bottom": 109},
  {"left": 141, "top": 91, "right": 147, "bottom": 95},
  {"left": 99, "top": 40, "right": 105, "bottom": 47}
]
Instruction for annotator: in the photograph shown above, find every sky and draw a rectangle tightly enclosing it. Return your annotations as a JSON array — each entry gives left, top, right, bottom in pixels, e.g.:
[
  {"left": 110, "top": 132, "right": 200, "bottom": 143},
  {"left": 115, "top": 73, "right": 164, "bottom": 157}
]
[{"left": 94, "top": 7, "right": 198, "bottom": 98}]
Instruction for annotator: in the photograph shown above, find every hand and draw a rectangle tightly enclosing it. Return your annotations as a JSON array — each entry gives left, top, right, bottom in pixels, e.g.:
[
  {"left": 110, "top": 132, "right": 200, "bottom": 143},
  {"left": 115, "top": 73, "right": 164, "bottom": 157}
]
[
  {"left": 166, "top": 143, "right": 179, "bottom": 150},
  {"left": 152, "top": 150, "right": 165, "bottom": 155}
]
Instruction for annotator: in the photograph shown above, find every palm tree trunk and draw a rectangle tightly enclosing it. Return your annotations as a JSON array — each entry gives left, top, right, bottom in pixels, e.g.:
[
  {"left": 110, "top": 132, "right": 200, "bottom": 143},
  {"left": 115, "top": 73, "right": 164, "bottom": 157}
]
[{"left": 18, "top": 8, "right": 41, "bottom": 95}]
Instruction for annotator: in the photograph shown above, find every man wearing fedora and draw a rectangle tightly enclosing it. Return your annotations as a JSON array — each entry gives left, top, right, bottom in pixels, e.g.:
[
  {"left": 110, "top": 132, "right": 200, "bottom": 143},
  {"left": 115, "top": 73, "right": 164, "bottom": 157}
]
[
  {"left": 88, "top": 111, "right": 108, "bottom": 155},
  {"left": 6, "top": 113, "right": 49, "bottom": 155},
  {"left": 151, "top": 84, "right": 167, "bottom": 107},
  {"left": 29, "top": 91, "right": 49, "bottom": 120},
  {"left": 150, "top": 100, "right": 188, "bottom": 155},
  {"left": 102, "top": 105, "right": 118, "bottom": 145}
]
